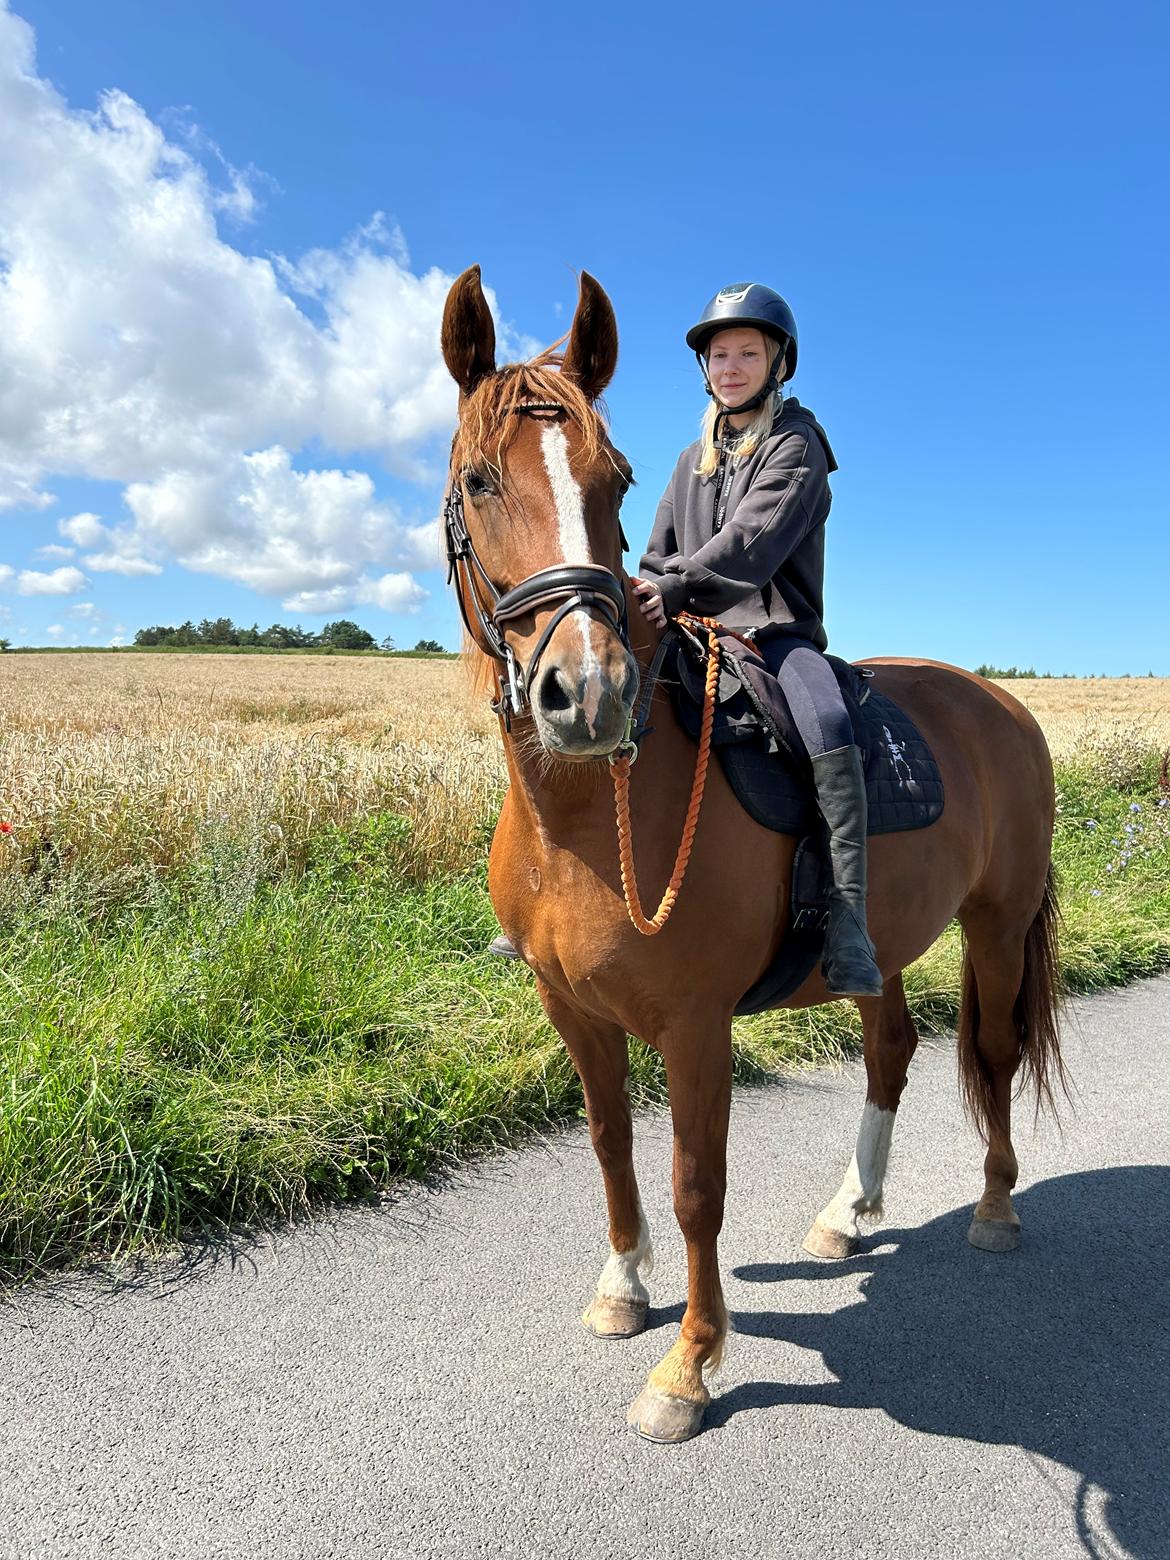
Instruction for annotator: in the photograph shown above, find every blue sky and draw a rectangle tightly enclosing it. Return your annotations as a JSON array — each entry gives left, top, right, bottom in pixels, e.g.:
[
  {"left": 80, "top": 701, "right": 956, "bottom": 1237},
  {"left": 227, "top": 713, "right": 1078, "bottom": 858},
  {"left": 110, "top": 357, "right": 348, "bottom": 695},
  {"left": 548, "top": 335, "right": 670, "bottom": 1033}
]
[{"left": 1, "top": 0, "right": 1166, "bottom": 671}]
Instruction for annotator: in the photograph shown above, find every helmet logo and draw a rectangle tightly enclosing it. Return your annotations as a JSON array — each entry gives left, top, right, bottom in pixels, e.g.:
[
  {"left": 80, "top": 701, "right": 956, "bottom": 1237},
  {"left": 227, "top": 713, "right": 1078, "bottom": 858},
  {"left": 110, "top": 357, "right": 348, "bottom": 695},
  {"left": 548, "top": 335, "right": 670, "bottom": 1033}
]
[{"left": 715, "top": 284, "right": 753, "bottom": 303}]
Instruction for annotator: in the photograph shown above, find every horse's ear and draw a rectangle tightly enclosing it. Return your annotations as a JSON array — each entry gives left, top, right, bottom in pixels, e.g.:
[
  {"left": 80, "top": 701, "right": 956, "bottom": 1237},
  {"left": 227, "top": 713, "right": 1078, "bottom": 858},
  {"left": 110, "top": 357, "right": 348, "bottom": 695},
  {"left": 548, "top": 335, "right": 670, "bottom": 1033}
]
[
  {"left": 561, "top": 271, "right": 618, "bottom": 401},
  {"left": 441, "top": 265, "right": 497, "bottom": 399}
]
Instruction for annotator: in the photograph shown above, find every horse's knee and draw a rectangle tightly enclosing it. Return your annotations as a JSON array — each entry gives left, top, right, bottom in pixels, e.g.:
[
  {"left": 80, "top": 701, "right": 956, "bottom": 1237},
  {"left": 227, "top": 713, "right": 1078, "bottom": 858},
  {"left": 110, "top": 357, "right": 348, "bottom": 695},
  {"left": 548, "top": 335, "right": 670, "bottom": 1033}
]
[
  {"left": 587, "top": 1114, "right": 632, "bottom": 1171},
  {"left": 673, "top": 1168, "right": 726, "bottom": 1246}
]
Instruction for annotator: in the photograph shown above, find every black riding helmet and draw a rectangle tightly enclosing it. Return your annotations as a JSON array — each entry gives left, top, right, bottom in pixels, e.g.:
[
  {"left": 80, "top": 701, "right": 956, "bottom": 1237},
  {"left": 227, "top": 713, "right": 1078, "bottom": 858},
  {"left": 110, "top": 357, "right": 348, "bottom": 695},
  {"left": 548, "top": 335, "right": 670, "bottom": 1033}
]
[{"left": 686, "top": 283, "right": 799, "bottom": 414}]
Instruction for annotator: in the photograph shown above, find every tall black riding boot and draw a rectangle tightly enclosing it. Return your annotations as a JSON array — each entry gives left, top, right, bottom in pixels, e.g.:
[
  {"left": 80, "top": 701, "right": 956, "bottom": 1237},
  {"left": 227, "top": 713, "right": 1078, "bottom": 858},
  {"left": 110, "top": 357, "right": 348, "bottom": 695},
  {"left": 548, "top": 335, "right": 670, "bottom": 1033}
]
[{"left": 810, "top": 744, "right": 884, "bottom": 998}]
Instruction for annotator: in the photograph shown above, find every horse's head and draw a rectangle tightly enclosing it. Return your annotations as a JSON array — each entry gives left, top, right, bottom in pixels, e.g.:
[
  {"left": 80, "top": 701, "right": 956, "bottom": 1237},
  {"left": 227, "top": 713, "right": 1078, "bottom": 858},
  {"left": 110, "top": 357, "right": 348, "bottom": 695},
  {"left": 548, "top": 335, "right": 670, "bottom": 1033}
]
[{"left": 441, "top": 266, "right": 639, "bottom": 760}]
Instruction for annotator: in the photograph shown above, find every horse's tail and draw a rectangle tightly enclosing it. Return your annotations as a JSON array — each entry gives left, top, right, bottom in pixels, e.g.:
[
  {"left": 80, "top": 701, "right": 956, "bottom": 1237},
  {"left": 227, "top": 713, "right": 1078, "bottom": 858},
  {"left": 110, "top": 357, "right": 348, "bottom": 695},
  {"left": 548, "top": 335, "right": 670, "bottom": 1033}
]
[{"left": 957, "top": 860, "right": 1068, "bottom": 1139}]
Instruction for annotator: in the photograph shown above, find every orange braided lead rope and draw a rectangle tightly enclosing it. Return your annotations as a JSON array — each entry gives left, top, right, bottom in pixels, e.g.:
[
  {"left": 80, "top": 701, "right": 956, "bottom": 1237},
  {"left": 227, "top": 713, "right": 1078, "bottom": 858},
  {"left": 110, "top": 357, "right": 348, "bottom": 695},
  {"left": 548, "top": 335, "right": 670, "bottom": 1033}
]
[{"left": 609, "top": 613, "right": 726, "bottom": 935}]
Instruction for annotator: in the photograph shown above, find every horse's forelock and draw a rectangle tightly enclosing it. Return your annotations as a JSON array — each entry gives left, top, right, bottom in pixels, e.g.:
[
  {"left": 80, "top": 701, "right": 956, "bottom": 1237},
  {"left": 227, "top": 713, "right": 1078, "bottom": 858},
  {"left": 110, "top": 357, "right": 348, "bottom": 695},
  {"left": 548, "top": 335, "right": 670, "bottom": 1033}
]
[{"left": 451, "top": 357, "right": 608, "bottom": 479}]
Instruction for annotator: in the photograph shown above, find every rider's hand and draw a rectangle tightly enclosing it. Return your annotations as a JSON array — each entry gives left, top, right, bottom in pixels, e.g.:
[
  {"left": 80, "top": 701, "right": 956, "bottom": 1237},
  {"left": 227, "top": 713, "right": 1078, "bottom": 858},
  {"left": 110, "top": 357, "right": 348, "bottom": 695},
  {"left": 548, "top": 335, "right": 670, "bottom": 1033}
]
[{"left": 631, "top": 576, "right": 667, "bottom": 629}]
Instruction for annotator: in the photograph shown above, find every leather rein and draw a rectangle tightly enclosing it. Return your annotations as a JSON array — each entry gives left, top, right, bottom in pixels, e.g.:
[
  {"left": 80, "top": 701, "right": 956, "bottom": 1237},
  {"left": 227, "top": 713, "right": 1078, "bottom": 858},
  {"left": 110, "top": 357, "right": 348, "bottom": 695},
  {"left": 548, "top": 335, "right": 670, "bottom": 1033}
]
[{"left": 443, "top": 401, "right": 630, "bottom": 727}]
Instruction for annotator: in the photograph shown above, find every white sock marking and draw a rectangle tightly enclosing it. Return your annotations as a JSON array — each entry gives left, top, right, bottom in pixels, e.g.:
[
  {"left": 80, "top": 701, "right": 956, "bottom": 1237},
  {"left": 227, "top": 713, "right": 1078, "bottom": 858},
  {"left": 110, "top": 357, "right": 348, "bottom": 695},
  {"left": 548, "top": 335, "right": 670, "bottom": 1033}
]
[
  {"left": 595, "top": 1204, "right": 652, "bottom": 1305},
  {"left": 818, "top": 1102, "right": 896, "bottom": 1238}
]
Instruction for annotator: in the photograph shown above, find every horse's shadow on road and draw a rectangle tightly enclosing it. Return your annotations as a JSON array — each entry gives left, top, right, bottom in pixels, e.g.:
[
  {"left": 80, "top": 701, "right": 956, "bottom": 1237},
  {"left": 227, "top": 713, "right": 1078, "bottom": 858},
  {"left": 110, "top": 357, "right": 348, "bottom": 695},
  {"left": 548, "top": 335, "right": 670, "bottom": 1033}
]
[{"left": 724, "top": 1166, "right": 1168, "bottom": 1560}]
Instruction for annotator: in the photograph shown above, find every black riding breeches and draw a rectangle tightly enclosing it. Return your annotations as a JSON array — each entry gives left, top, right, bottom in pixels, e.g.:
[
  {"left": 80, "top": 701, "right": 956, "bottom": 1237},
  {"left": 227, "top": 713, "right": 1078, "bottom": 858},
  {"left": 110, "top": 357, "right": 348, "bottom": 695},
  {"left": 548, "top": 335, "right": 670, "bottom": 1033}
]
[{"left": 758, "top": 634, "right": 853, "bottom": 758}]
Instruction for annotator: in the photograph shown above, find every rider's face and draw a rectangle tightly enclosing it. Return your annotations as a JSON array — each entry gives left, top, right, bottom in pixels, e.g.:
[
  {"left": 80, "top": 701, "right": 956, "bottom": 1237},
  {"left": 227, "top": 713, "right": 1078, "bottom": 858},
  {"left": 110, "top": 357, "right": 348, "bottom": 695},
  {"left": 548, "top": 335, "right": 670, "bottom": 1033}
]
[{"left": 705, "top": 327, "right": 772, "bottom": 407}]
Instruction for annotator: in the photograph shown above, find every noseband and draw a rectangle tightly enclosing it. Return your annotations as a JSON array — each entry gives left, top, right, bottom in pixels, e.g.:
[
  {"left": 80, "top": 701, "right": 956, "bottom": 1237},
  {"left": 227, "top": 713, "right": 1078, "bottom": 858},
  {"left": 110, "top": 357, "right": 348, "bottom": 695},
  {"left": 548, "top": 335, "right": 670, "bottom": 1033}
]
[{"left": 443, "top": 402, "right": 631, "bottom": 725}]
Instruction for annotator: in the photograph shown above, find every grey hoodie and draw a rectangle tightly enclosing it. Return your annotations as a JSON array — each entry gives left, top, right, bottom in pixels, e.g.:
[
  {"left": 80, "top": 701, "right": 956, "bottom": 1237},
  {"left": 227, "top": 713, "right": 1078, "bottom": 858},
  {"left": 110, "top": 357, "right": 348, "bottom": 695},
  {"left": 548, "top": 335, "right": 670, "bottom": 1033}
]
[{"left": 638, "top": 396, "right": 838, "bottom": 649}]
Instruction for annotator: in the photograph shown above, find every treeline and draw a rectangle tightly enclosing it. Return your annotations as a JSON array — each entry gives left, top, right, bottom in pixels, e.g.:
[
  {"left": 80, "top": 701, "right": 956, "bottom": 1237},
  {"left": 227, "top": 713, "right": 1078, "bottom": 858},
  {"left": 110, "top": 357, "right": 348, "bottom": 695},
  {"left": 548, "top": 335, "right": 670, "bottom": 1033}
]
[
  {"left": 976, "top": 664, "right": 1052, "bottom": 679},
  {"left": 133, "top": 617, "right": 446, "bottom": 653},
  {"left": 976, "top": 664, "right": 1161, "bottom": 680}
]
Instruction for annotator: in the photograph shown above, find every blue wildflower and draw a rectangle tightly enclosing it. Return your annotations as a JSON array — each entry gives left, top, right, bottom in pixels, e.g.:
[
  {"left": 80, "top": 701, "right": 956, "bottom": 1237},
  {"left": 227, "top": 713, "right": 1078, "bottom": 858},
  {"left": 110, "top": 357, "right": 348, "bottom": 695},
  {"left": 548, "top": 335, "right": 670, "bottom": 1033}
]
[{"left": 1130, "top": 802, "right": 1142, "bottom": 813}]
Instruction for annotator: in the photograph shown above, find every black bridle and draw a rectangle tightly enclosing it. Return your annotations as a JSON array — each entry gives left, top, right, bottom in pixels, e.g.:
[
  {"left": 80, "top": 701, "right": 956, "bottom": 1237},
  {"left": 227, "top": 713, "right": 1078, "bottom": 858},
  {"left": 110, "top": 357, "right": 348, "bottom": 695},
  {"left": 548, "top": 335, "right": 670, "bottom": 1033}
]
[{"left": 443, "top": 402, "right": 632, "bottom": 726}]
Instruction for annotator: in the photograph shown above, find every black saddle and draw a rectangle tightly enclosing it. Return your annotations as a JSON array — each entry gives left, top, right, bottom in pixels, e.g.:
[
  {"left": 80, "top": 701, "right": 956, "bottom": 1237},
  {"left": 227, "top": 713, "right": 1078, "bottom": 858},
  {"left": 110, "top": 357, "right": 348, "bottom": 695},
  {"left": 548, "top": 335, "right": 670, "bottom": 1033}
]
[{"left": 661, "top": 627, "right": 945, "bottom": 1014}]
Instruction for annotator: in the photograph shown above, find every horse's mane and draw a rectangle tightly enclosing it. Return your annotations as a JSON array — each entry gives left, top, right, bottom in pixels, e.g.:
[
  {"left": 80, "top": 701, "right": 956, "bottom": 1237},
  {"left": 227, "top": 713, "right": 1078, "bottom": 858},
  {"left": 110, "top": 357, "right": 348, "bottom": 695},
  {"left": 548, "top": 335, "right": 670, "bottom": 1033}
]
[{"left": 452, "top": 350, "right": 613, "bottom": 700}]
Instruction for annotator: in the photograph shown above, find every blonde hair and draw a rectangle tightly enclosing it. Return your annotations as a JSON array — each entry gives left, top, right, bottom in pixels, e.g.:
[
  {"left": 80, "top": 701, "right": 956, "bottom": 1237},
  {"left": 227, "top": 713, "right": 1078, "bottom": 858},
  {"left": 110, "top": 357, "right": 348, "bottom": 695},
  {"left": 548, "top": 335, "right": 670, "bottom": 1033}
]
[{"left": 694, "top": 336, "right": 785, "bottom": 478}]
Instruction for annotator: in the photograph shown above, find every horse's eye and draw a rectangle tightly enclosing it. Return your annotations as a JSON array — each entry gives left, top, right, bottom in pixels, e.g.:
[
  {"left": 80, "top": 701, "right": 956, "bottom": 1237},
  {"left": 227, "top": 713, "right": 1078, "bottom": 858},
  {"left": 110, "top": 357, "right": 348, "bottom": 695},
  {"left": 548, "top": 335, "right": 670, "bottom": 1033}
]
[{"left": 463, "top": 468, "right": 493, "bottom": 499}]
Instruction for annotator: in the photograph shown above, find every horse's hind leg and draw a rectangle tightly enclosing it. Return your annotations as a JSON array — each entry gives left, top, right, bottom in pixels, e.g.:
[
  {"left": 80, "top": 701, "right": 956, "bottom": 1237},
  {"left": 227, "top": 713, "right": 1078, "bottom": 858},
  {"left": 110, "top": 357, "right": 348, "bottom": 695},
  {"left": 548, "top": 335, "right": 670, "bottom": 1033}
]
[
  {"left": 804, "top": 973, "right": 918, "bottom": 1260},
  {"left": 955, "top": 910, "right": 1030, "bottom": 1252},
  {"left": 538, "top": 984, "right": 652, "bottom": 1338}
]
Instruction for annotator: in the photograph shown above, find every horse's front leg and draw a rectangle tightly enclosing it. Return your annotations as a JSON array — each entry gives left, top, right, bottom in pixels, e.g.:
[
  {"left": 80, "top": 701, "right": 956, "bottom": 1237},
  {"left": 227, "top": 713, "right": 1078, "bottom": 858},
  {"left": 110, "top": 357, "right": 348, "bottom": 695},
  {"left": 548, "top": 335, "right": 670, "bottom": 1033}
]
[
  {"left": 628, "top": 1015, "right": 733, "bottom": 1443},
  {"left": 538, "top": 982, "right": 652, "bottom": 1339}
]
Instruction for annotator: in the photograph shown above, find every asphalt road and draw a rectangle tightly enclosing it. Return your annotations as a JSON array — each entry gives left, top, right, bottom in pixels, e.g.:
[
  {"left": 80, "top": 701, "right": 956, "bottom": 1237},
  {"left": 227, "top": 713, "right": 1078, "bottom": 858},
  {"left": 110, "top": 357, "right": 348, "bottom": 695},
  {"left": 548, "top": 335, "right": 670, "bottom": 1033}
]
[{"left": 2, "top": 978, "right": 1168, "bottom": 1560}]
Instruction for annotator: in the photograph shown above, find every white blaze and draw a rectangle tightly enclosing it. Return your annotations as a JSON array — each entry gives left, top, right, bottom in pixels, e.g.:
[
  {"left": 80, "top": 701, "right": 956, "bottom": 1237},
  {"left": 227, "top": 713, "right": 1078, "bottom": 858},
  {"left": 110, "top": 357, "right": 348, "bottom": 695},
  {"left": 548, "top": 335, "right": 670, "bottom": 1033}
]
[
  {"left": 540, "top": 422, "right": 592, "bottom": 566},
  {"left": 539, "top": 422, "right": 602, "bottom": 719}
]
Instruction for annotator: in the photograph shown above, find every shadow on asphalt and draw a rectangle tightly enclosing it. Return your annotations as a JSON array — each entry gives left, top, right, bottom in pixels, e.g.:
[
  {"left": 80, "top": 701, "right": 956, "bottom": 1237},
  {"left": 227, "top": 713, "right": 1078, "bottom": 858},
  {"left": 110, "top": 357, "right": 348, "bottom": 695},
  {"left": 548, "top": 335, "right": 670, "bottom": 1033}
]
[{"left": 726, "top": 1166, "right": 1169, "bottom": 1560}]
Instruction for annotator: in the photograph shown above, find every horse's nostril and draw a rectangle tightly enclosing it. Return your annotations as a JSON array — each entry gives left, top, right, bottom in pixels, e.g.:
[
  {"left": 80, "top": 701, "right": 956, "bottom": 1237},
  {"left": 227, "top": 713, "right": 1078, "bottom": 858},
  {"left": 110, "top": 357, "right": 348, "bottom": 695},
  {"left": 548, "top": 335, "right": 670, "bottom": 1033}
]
[{"left": 539, "top": 664, "right": 576, "bottom": 714}]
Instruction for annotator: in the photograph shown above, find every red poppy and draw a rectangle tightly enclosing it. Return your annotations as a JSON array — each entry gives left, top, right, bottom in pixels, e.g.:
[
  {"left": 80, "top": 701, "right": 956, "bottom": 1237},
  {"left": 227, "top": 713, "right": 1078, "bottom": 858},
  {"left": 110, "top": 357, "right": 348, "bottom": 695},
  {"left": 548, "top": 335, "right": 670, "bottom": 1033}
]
[{"left": 0, "top": 823, "right": 12, "bottom": 834}]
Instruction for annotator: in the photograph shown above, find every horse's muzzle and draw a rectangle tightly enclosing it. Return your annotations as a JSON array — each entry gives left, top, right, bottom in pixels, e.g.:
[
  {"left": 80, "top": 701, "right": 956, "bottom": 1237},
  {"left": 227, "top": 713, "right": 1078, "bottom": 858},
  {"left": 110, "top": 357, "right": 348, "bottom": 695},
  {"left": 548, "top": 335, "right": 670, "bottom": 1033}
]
[{"left": 532, "top": 650, "right": 639, "bottom": 759}]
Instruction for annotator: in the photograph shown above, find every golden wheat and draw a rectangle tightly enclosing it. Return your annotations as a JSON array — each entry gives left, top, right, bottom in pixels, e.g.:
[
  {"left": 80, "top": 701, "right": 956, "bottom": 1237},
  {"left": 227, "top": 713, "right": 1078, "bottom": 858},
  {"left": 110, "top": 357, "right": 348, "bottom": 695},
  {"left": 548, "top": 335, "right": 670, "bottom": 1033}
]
[
  {"left": 0, "top": 653, "right": 504, "bottom": 882},
  {"left": 995, "top": 677, "right": 1170, "bottom": 761},
  {"left": 1, "top": 655, "right": 1167, "bottom": 885}
]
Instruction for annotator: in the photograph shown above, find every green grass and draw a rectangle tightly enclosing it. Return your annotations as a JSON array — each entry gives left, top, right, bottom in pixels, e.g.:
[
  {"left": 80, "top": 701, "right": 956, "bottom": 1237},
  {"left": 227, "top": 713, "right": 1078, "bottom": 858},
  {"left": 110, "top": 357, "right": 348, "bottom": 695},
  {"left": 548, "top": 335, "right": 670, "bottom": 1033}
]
[{"left": 1, "top": 752, "right": 1167, "bottom": 1283}]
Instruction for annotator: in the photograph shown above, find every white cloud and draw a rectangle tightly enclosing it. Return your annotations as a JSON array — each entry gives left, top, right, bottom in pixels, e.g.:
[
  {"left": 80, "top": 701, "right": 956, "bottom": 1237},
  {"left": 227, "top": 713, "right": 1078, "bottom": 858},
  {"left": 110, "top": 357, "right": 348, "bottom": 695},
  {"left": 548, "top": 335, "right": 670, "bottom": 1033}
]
[
  {"left": 54, "top": 510, "right": 162, "bottom": 574},
  {"left": 45, "top": 623, "right": 63, "bottom": 637},
  {"left": 34, "top": 542, "right": 75, "bottom": 559},
  {"left": 0, "top": 5, "right": 533, "bottom": 609},
  {"left": 125, "top": 446, "right": 431, "bottom": 607},
  {"left": 282, "top": 573, "right": 426, "bottom": 615},
  {"left": 83, "top": 551, "right": 164, "bottom": 576},
  {"left": 68, "top": 600, "right": 97, "bottom": 617},
  {"left": 16, "top": 565, "right": 89, "bottom": 595},
  {"left": 0, "top": 566, "right": 13, "bottom": 587},
  {"left": 396, "top": 518, "right": 443, "bottom": 572},
  {"left": 58, "top": 512, "right": 108, "bottom": 547}
]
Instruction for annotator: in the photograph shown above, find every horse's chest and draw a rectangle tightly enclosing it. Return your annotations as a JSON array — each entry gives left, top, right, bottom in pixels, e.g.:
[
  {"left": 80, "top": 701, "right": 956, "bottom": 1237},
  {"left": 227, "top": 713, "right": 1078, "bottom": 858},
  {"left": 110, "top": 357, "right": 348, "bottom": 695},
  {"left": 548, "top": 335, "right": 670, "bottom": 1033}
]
[{"left": 489, "top": 831, "right": 623, "bottom": 982}]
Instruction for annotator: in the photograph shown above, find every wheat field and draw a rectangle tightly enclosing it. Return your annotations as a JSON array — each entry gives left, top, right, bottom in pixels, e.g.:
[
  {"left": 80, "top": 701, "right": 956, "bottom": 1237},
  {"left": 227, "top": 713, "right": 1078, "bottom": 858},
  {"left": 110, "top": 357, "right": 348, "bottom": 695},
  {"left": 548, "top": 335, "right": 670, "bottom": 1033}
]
[
  {"left": 1, "top": 654, "right": 1167, "bottom": 886},
  {"left": 1002, "top": 676, "right": 1170, "bottom": 760},
  {"left": 0, "top": 652, "right": 504, "bottom": 884}
]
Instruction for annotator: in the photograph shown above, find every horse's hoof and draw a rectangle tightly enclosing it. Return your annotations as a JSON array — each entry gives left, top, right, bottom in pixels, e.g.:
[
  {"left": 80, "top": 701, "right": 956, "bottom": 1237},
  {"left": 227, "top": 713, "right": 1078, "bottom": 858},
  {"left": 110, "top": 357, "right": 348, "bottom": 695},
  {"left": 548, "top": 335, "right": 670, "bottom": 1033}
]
[
  {"left": 802, "top": 1219, "right": 858, "bottom": 1261},
  {"left": 627, "top": 1385, "right": 707, "bottom": 1444},
  {"left": 967, "top": 1216, "right": 1021, "bottom": 1253},
  {"left": 582, "top": 1294, "right": 648, "bottom": 1339}
]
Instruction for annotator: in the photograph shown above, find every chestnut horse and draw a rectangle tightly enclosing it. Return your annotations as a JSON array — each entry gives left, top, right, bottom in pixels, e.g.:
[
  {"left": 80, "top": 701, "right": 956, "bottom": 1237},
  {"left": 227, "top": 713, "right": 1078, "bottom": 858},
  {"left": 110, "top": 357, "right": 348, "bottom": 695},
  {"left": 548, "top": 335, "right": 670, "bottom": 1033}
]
[{"left": 441, "top": 265, "right": 1065, "bottom": 1443}]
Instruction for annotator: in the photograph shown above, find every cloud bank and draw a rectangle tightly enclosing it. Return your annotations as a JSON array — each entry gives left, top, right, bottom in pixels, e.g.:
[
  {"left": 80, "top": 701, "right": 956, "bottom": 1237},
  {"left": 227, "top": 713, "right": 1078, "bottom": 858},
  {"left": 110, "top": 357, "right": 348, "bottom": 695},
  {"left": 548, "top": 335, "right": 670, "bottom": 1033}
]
[{"left": 0, "top": 3, "right": 518, "bottom": 611}]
